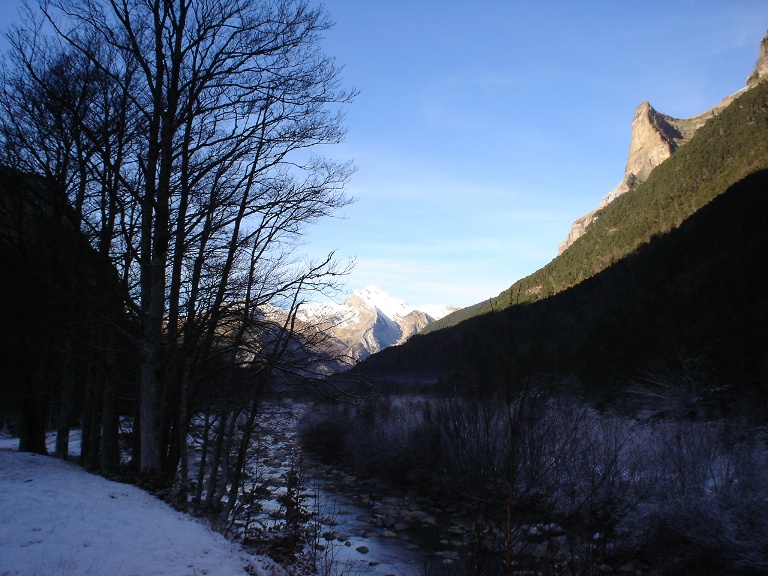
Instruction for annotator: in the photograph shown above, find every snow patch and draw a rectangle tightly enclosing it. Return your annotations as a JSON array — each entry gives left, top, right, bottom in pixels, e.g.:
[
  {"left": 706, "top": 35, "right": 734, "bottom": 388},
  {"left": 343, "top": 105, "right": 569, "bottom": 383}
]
[
  {"left": 352, "top": 285, "right": 414, "bottom": 320},
  {"left": 301, "top": 285, "right": 456, "bottom": 324},
  {"left": 295, "top": 285, "right": 460, "bottom": 360},
  {"left": 418, "top": 304, "right": 456, "bottom": 321},
  {"left": 0, "top": 448, "right": 273, "bottom": 576}
]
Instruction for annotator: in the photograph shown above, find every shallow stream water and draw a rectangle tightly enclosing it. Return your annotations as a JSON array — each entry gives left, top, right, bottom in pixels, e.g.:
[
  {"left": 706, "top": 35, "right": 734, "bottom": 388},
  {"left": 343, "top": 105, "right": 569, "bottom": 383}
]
[{"left": 254, "top": 403, "right": 458, "bottom": 576}]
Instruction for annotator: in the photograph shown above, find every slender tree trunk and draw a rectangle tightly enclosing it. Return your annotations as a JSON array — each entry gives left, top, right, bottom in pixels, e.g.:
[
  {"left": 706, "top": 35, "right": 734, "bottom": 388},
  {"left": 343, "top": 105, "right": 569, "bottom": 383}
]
[
  {"left": 130, "top": 385, "right": 141, "bottom": 470},
  {"left": 55, "top": 333, "right": 76, "bottom": 459},
  {"left": 164, "top": 396, "right": 181, "bottom": 478},
  {"left": 204, "top": 411, "right": 229, "bottom": 511},
  {"left": 80, "top": 363, "right": 96, "bottom": 466},
  {"left": 225, "top": 394, "right": 262, "bottom": 516},
  {"left": 139, "top": 181, "right": 168, "bottom": 474},
  {"left": 83, "top": 369, "right": 104, "bottom": 470},
  {"left": 193, "top": 412, "right": 213, "bottom": 507},
  {"left": 18, "top": 390, "right": 48, "bottom": 455},
  {"left": 177, "top": 365, "right": 191, "bottom": 495},
  {"left": 138, "top": 42, "right": 170, "bottom": 475},
  {"left": 100, "top": 336, "right": 120, "bottom": 475},
  {"left": 139, "top": 339, "right": 163, "bottom": 474},
  {"left": 212, "top": 412, "right": 238, "bottom": 510}
]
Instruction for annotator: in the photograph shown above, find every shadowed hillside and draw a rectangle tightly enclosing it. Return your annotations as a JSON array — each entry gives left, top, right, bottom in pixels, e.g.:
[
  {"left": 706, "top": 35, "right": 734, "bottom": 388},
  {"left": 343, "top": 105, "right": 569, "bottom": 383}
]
[
  {"left": 425, "top": 80, "right": 768, "bottom": 335},
  {"left": 353, "top": 165, "right": 768, "bottom": 400}
]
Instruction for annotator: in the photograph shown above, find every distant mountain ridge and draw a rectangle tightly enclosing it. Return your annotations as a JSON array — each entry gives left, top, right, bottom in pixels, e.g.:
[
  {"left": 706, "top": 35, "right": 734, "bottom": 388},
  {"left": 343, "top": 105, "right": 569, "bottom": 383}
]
[{"left": 297, "top": 285, "right": 459, "bottom": 362}]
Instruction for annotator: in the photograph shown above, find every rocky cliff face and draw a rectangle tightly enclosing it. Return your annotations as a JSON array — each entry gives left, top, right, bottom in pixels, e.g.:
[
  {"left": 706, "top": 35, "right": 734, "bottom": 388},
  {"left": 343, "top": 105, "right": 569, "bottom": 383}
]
[
  {"left": 558, "top": 30, "right": 768, "bottom": 254},
  {"left": 297, "top": 285, "right": 460, "bottom": 363},
  {"left": 747, "top": 32, "right": 768, "bottom": 88}
]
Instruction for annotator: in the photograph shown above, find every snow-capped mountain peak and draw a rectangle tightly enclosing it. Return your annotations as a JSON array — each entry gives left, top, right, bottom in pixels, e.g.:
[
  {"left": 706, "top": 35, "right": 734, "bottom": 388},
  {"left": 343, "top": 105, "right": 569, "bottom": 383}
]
[
  {"left": 297, "top": 285, "right": 460, "bottom": 363},
  {"left": 351, "top": 285, "right": 415, "bottom": 320}
]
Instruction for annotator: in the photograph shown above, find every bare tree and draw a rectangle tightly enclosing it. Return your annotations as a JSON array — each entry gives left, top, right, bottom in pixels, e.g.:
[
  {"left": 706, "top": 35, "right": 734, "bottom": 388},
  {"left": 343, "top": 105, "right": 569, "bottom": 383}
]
[
  {"left": 2, "top": 0, "right": 354, "bottom": 478},
  {"left": 0, "top": 11, "right": 144, "bottom": 466}
]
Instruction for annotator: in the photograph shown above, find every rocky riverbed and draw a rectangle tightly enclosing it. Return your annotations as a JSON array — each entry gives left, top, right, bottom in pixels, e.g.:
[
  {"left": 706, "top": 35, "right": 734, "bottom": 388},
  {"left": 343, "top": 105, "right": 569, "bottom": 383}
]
[
  {"left": 245, "top": 403, "right": 460, "bottom": 575},
  {"left": 242, "top": 403, "right": 655, "bottom": 576}
]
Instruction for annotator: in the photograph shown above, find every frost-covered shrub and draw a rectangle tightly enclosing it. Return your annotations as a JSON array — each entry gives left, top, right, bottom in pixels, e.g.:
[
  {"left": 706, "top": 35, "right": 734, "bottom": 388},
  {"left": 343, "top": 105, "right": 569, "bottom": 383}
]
[
  {"left": 300, "top": 396, "right": 435, "bottom": 484},
  {"left": 637, "top": 421, "right": 768, "bottom": 574},
  {"left": 298, "top": 402, "right": 351, "bottom": 464},
  {"left": 299, "top": 391, "right": 768, "bottom": 573}
]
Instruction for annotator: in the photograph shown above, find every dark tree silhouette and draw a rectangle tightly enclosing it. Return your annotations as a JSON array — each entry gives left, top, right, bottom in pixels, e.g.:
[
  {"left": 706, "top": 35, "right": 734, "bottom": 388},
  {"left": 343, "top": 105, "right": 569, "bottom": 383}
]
[{"left": 0, "top": 0, "right": 354, "bottom": 482}]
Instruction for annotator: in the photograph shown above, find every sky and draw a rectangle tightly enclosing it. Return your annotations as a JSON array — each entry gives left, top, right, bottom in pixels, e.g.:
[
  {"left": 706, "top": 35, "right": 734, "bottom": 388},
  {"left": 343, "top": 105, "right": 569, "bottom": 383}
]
[
  {"left": 303, "top": 0, "right": 768, "bottom": 307},
  {"left": 0, "top": 1, "right": 766, "bottom": 308}
]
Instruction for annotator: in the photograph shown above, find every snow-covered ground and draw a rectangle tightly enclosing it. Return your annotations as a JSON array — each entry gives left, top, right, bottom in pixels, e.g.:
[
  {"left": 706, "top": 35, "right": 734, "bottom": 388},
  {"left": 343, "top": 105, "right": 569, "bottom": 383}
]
[
  {"left": 0, "top": 441, "right": 279, "bottom": 576},
  {"left": 0, "top": 421, "right": 444, "bottom": 576}
]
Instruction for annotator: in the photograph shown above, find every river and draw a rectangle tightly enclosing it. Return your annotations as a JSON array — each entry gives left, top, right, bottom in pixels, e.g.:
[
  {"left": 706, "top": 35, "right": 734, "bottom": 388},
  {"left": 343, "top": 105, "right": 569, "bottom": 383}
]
[{"left": 252, "top": 402, "right": 460, "bottom": 576}]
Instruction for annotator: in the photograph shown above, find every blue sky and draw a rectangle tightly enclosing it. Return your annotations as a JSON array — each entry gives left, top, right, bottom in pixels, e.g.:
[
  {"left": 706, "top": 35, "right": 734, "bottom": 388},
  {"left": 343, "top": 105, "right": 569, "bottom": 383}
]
[
  {"left": 305, "top": 1, "right": 768, "bottom": 307},
  {"left": 1, "top": 1, "right": 766, "bottom": 307}
]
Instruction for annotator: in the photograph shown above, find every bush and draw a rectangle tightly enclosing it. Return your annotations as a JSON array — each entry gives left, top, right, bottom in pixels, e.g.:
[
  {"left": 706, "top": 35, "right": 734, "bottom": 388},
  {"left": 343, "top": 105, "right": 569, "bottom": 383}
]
[{"left": 300, "top": 390, "right": 768, "bottom": 574}]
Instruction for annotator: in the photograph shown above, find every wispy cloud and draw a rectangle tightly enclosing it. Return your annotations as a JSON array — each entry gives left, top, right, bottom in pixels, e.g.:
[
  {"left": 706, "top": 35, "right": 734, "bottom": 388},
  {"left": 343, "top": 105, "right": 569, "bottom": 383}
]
[{"left": 347, "top": 257, "right": 511, "bottom": 307}]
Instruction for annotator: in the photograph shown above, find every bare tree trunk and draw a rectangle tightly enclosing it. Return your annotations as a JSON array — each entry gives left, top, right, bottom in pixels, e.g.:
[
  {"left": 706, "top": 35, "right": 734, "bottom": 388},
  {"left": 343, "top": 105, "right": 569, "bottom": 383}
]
[
  {"left": 225, "top": 385, "right": 265, "bottom": 516},
  {"left": 139, "top": 343, "right": 163, "bottom": 475},
  {"left": 212, "top": 412, "right": 239, "bottom": 510},
  {"left": 18, "top": 390, "right": 48, "bottom": 455},
  {"left": 130, "top": 389, "right": 141, "bottom": 471},
  {"left": 55, "top": 333, "right": 76, "bottom": 459},
  {"left": 80, "top": 363, "right": 96, "bottom": 466},
  {"left": 193, "top": 411, "right": 213, "bottom": 506},
  {"left": 83, "top": 370, "right": 104, "bottom": 470},
  {"left": 203, "top": 411, "right": 229, "bottom": 511},
  {"left": 100, "top": 337, "right": 120, "bottom": 475},
  {"left": 177, "top": 365, "right": 191, "bottom": 497}
]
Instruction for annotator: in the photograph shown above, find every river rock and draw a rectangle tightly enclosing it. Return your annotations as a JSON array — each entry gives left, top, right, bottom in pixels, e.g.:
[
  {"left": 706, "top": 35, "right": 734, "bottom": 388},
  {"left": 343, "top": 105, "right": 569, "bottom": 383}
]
[
  {"left": 435, "top": 550, "right": 459, "bottom": 560},
  {"left": 543, "top": 523, "right": 565, "bottom": 536},
  {"left": 355, "top": 545, "right": 369, "bottom": 554},
  {"left": 320, "top": 517, "right": 338, "bottom": 526}
]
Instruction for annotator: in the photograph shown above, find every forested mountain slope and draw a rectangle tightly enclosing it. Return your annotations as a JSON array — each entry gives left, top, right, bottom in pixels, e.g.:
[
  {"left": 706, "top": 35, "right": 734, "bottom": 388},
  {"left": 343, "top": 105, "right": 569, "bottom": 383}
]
[
  {"left": 426, "top": 81, "right": 768, "bottom": 334},
  {"left": 353, "top": 82, "right": 768, "bottom": 397}
]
